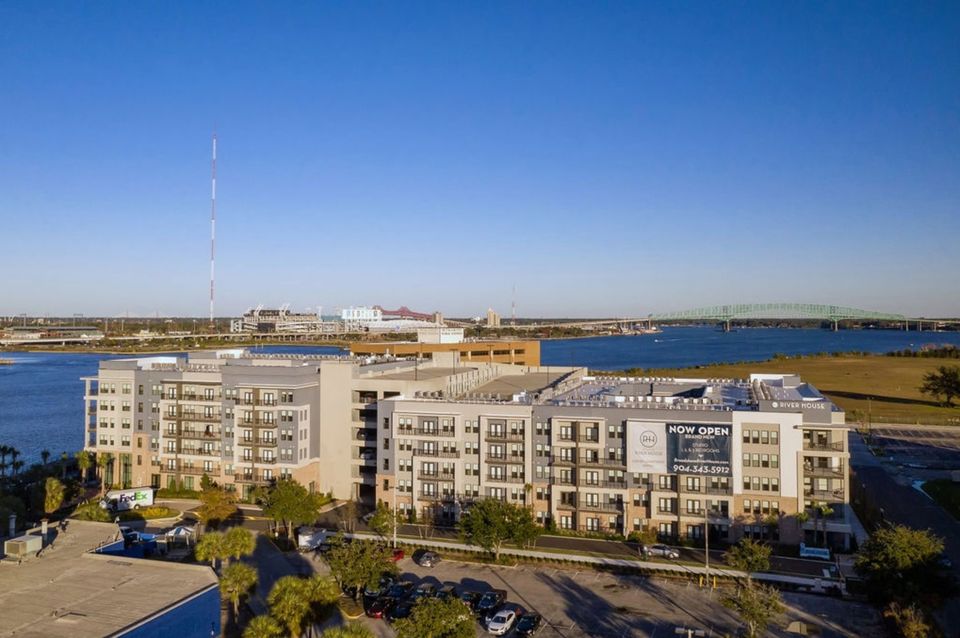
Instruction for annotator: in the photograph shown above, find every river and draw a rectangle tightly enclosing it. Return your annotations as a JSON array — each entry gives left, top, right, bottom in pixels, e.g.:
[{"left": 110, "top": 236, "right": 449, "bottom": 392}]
[{"left": 1, "top": 327, "right": 958, "bottom": 463}]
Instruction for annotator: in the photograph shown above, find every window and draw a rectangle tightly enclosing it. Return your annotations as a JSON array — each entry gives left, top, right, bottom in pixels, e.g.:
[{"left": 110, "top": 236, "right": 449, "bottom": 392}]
[
  {"left": 760, "top": 430, "right": 769, "bottom": 445},
  {"left": 743, "top": 430, "right": 751, "bottom": 444},
  {"left": 383, "top": 438, "right": 389, "bottom": 450},
  {"left": 771, "top": 431, "right": 779, "bottom": 445},
  {"left": 771, "top": 454, "right": 779, "bottom": 469}
]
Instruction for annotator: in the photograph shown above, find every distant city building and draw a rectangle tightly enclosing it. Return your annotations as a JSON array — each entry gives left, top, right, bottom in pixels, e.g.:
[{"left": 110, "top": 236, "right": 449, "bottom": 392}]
[
  {"left": 350, "top": 338, "right": 540, "bottom": 366},
  {"left": 230, "top": 305, "right": 327, "bottom": 333},
  {"left": 486, "top": 308, "right": 501, "bottom": 328},
  {"left": 342, "top": 305, "right": 441, "bottom": 332},
  {"left": 416, "top": 327, "right": 464, "bottom": 344}
]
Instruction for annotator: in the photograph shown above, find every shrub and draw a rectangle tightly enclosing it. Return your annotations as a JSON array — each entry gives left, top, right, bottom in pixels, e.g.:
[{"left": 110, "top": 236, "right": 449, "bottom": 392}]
[
  {"left": 119, "top": 506, "right": 179, "bottom": 521},
  {"left": 72, "top": 501, "right": 112, "bottom": 522}
]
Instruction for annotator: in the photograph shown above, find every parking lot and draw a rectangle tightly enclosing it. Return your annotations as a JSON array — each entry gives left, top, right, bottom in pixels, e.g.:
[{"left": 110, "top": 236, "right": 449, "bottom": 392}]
[
  {"left": 867, "top": 425, "right": 960, "bottom": 476},
  {"left": 309, "top": 553, "right": 881, "bottom": 637}
]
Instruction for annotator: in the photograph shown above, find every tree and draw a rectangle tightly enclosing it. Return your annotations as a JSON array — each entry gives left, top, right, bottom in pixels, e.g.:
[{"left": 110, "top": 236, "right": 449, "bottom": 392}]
[
  {"left": 261, "top": 479, "right": 325, "bottom": 541},
  {"left": 325, "top": 535, "right": 398, "bottom": 599},
  {"left": 722, "top": 583, "right": 784, "bottom": 638},
  {"left": 243, "top": 615, "right": 283, "bottom": 638},
  {"left": 724, "top": 538, "right": 772, "bottom": 577},
  {"left": 267, "top": 575, "right": 339, "bottom": 638},
  {"left": 322, "top": 623, "right": 375, "bottom": 638},
  {"left": 884, "top": 602, "right": 931, "bottom": 638},
  {"left": 458, "top": 498, "right": 542, "bottom": 561},
  {"left": 60, "top": 452, "right": 68, "bottom": 479},
  {"left": 223, "top": 526, "right": 256, "bottom": 566},
  {"left": 393, "top": 596, "right": 475, "bottom": 638},
  {"left": 795, "top": 510, "right": 810, "bottom": 538},
  {"left": 195, "top": 531, "right": 227, "bottom": 570},
  {"left": 9, "top": 448, "right": 21, "bottom": 476},
  {"left": 855, "top": 524, "right": 950, "bottom": 606},
  {"left": 44, "top": 477, "right": 65, "bottom": 516},
  {"left": 816, "top": 504, "right": 834, "bottom": 546},
  {"left": 368, "top": 500, "right": 402, "bottom": 542},
  {"left": 196, "top": 485, "right": 238, "bottom": 531},
  {"left": 75, "top": 450, "right": 93, "bottom": 484},
  {"left": 220, "top": 562, "right": 258, "bottom": 620},
  {"left": 96, "top": 452, "right": 114, "bottom": 497},
  {"left": 0, "top": 494, "right": 26, "bottom": 530},
  {"left": 0, "top": 444, "right": 9, "bottom": 478},
  {"left": 919, "top": 365, "right": 960, "bottom": 406}
]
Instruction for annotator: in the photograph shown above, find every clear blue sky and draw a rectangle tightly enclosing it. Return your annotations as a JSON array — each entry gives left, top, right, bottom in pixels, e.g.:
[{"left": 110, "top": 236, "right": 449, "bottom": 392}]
[{"left": 1, "top": 2, "right": 958, "bottom": 318}]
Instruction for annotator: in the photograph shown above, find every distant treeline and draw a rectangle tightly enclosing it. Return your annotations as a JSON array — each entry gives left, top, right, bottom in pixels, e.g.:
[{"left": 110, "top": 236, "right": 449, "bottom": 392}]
[{"left": 886, "top": 345, "right": 960, "bottom": 358}]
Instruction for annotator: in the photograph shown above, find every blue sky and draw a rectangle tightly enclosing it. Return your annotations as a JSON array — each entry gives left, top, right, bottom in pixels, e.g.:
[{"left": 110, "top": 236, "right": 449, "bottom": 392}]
[{"left": 1, "top": 2, "right": 958, "bottom": 318}]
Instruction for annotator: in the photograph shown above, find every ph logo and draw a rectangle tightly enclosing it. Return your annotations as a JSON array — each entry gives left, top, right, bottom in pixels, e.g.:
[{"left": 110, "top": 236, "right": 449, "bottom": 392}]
[{"left": 639, "top": 430, "right": 658, "bottom": 448}]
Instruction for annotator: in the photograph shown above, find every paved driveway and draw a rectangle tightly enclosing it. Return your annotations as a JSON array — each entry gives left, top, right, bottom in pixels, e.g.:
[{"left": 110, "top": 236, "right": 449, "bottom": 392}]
[{"left": 312, "top": 554, "right": 880, "bottom": 637}]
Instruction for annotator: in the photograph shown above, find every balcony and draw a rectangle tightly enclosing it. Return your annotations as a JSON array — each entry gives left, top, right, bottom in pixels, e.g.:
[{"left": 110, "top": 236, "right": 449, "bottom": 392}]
[
  {"left": 485, "top": 453, "right": 508, "bottom": 463},
  {"left": 417, "top": 470, "right": 456, "bottom": 480},
  {"left": 600, "top": 479, "right": 627, "bottom": 489},
  {"left": 177, "top": 448, "right": 221, "bottom": 457},
  {"left": 234, "top": 473, "right": 270, "bottom": 484},
  {"left": 579, "top": 456, "right": 626, "bottom": 467},
  {"left": 556, "top": 500, "right": 577, "bottom": 510},
  {"left": 577, "top": 434, "right": 600, "bottom": 444},
  {"left": 804, "top": 488, "right": 846, "bottom": 501},
  {"left": 238, "top": 419, "right": 278, "bottom": 428},
  {"left": 485, "top": 431, "right": 525, "bottom": 442},
  {"left": 176, "top": 429, "right": 222, "bottom": 440},
  {"left": 411, "top": 428, "right": 456, "bottom": 437},
  {"left": 414, "top": 449, "right": 459, "bottom": 459},
  {"left": 550, "top": 454, "right": 576, "bottom": 466},
  {"left": 172, "top": 466, "right": 221, "bottom": 476},
  {"left": 550, "top": 477, "right": 577, "bottom": 486},
  {"left": 804, "top": 464, "right": 844, "bottom": 478},
  {"left": 487, "top": 475, "right": 525, "bottom": 484},
  {"left": 578, "top": 500, "right": 624, "bottom": 513},
  {"left": 803, "top": 440, "right": 844, "bottom": 452},
  {"left": 355, "top": 428, "right": 377, "bottom": 441},
  {"left": 704, "top": 485, "right": 732, "bottom": 495}
]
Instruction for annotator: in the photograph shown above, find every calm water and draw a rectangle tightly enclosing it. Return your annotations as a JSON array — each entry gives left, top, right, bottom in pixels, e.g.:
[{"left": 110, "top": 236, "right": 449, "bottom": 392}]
[{"left": 2, "top": 328, "right": 958, "bottom": 463}]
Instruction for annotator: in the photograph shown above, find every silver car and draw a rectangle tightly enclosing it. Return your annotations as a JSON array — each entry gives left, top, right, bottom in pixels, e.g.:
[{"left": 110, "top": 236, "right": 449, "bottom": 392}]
[{"left": 643, "top": 544, "right": 680, "bottom": 559}]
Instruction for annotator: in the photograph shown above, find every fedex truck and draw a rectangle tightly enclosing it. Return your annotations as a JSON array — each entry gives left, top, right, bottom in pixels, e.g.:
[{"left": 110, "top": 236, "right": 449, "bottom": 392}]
[{"left": 100, "top": 487, "right": 155, "bottom": 512}]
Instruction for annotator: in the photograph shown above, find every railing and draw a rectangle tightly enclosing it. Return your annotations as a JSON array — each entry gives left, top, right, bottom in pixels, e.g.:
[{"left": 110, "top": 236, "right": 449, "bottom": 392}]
[
  {"left": 550, "top": 477, "right": 576, "bottom": 486},
  {"left": 578, "top": 500, "right": 624, "bottom": 512},
  {"left": 234, "top": 473, "right": 270, "bottom": 483},
  {"left": 176, "top": 430, "right": 221, "bottom": 440},
  {"left": 485, "top": 431, "right": 525, "bottom": 442},
  {"left": 704, "top": 485, "right": 732, "bottom": 495},
  {"left": 577, "top": 434, "right": 600, "bottom": 443},
  {"left": 579, "top": 456, "right": 626, "bottom": 467},
  {"left": 414, "top": 449, "right": 460, "bottom": 458},
  {"left": 804, "top": 488, "right": 845, "bottom": 500},
  {"left": 804, "top": 465, "right": 844, "bottom": 478},
  {"left": 417, "top": 471, "right": 456, "bottom": 480},
  {"left": 175, "top": 466, "right": 221, "bottom": 476},
  {"left": 550, "top": 455, "right": 576, "bottom": 465},
  {"left": 486, "top": 475, "right": 525, "bottom": 484},
  {"left": 177, "top": 448, "right": 221, "bottom": 457},
  {"left": 485, "top": 453, "right": 507, "bottom": 462},
  {"left": 803, "top": 440, "right": 844, "bottom": 452},
  {"left": 408, "top": 428, "right": 456, "bottom": 437}
]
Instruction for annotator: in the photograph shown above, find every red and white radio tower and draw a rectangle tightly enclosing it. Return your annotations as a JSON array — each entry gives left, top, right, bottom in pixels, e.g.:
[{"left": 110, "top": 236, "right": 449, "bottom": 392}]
[{"left": 209, "top": 133, "right": 217, "bottom": 326}]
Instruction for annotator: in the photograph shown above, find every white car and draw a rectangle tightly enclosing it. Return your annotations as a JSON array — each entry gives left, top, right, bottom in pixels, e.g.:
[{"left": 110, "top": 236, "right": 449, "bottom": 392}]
[
  {"left": 487, "top": 609, "right": 518, "bottom": 635},
  {"left": 643, "top": 544, "right": 680, "bottom": 559}
]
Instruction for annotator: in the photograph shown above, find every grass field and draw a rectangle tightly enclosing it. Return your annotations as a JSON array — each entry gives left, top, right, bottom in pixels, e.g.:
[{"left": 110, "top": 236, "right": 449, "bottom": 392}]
[
  {"left": 642, "top": 355, "right": 960, "bottom": 425},
  {"left": 923, "top": 480, "right": 960, "bottom": 521}
]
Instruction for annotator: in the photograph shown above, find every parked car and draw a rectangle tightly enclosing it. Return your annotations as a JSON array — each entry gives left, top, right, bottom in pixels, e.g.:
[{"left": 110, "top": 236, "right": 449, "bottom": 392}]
[
  {"left": 515, "top": 612, "right": 544, "bottom": 636},
  {"left": 459, "top": 590, "right": 481, "bottom": 610},
  {"left": 364, "top": 575, "right": 395, "bottom": 599},
  {"left": 436, "top": 584, "right": 457, "bottom": 600},
  {"left": 385, "top": 580, "right": 415, "bottom": 599},
  {"left": 642, "top": 543, "right": 680, "bottom": 559},
  {"left": 411, "top": 582, "right": 436, "bottom": 600},
  {"left": 417, "top": 550, "right": 441, "bottom": 567},
  {"left": 486, "top": 608, "right": 519, "bottom": 635},
  {"left": 475, "top": 589, "right": 506, "bottom": 616},
  {"left": 387, "top": 600, "right": 414, "bottom": 622},
  {"left": 365, "top": 596, "right": 396, "bottom": 619}
]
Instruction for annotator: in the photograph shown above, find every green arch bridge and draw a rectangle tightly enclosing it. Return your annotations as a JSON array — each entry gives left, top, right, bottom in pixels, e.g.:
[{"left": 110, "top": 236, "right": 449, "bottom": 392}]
[{"left": 648, "top": 303, "right": 905, "bottom": 322}]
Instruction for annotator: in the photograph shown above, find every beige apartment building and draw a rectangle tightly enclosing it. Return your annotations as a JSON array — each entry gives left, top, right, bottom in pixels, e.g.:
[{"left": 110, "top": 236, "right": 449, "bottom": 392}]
[
  {"left": 83, "top": 351, "right": 852, "bottom": 548},
  {"left": 82, "top": 349, "right": 558, "bottom": 502},
  {"left": 376, "top": 372, "right": 854, "bottom": 549}
]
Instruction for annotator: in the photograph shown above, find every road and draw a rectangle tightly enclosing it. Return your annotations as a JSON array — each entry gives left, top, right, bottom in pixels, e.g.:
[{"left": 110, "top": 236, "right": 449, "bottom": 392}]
[{"left": 849, "top": 430, "right": 960, "bottom": 636}]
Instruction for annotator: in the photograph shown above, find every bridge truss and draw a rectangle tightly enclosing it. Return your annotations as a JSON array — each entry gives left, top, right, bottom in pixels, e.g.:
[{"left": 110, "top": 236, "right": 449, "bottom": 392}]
[{"left": 648, "top": 303, "right": 906, "bottom": 322}]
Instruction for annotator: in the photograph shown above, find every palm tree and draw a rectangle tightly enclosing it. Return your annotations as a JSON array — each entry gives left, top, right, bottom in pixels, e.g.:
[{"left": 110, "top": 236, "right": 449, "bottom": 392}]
[
  {"left": 817, "top": 504, "right": 835, "bottom": 547},
  {"left": 795, "top": 509, "right": 810, "bottom": 544},
  {"left": 41, "top": 449, "right": 51, "bottom": 467},
  {"left": 96, "top": 452, "right": 114, "bottom": 497},
  {"left": 243, "top": 615, "right": 283, "bottom": 638},
  {"left": 322, "top": 623, "right": 376, "bottom": 638},
  {"left": 223, "top": 527, "right": 255, "bottom": 567},
  {"left": 219, "top": 562, "right": 258, "bottom": 626},
  {"left": 12, "top": 460, "right": 24, "bottom": 477},
  {"left": 60, "top": 452, "right": 68, "bottom": 480},
  {"left": 0, "top": 444, "right": 10, "bottom": 478},
  {"left": 195, "top": 531, "right": 227, "bottom": 571},
  {"left": 9, "top": 448, "right": 20, "bottom": 475},
  {"left": 75, "top": 450, "right": 92, "bottom": 484},
  {"left": 267, "top": 576, "right": 313, "bottom": 638}
]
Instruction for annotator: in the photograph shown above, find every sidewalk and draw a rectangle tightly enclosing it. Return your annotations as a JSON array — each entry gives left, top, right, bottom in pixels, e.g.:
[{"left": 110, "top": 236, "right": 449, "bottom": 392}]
[{"left": 342, "top": 531, "right": 845, "bottom": 592}]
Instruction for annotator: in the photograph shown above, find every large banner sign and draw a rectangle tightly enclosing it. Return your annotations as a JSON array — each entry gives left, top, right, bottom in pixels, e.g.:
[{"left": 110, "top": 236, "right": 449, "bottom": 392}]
[{"left": 628, "top": 421, "right": 732, "bottom": 476}]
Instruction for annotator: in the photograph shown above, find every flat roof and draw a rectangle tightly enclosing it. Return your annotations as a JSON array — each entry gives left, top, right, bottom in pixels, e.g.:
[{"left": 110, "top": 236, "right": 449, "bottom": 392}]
[
  {"left": 472, "top": 373, "right": 558, "bottom": 397},
  {"left": 0, "top": 521, "right": 217, "bottom": 638},
  {"left": 374, "top": 366, "right": 467, "bottom": 381}
]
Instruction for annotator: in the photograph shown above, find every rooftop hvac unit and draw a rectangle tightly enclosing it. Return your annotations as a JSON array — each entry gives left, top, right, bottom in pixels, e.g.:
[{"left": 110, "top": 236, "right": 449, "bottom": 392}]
[{"left": 4, "top": 534, "right": 42, "bottom": 558}]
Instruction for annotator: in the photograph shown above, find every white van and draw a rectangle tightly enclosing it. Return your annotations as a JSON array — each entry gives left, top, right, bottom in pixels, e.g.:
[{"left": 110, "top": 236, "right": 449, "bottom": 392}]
[{"left": 100, "top": 487, "right": 155, "bottom": 512}]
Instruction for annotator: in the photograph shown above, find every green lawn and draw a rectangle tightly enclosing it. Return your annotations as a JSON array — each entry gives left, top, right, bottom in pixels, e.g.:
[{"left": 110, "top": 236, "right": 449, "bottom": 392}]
[
  {"left": 641, "top": 355, "right": 960, "bottom": 425},
  {"left": 923, "top": 480, "right": 960, "bottom": 521}
]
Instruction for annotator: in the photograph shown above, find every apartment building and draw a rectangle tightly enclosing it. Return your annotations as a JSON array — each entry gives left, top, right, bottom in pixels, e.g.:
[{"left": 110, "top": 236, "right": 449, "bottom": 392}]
[
  {"left": 82, "top": 349, "right": 557, "bottom": 502},
  {"left": 376, "top": 372, "right": 854, "bottom": 549}
]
